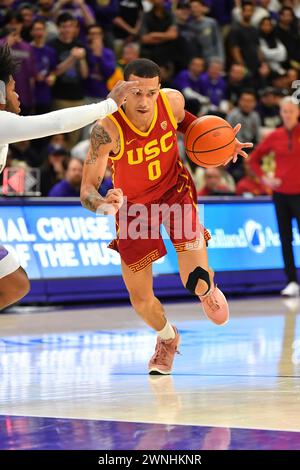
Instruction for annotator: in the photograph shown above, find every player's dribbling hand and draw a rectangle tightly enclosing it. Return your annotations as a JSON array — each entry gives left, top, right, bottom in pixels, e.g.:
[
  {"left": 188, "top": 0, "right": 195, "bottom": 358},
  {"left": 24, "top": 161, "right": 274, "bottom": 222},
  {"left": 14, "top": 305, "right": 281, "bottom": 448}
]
[
  {"left": 108, "top": 80, "right": 139, "bottom": 107},
  {"left": 223, "top": 123, "right": 253, "bottom": 165},
  {"left": 98, "top": 188, "right": 124, "bottom": 215}
]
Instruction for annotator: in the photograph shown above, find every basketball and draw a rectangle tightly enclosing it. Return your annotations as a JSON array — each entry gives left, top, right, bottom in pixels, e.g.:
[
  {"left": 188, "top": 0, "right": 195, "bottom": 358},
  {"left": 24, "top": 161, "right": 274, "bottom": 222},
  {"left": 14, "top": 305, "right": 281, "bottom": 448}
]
[{"left": 184, "top": 115, "right": 236, "bottom": 168}]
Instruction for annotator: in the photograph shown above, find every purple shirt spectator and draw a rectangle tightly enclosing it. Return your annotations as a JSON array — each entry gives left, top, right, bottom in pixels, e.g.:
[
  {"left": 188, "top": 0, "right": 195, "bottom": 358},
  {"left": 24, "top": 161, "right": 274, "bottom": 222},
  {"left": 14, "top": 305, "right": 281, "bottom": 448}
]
[
  {"left": 203, "top": 0, "right": 234, "bottom": 26},
  {"left": 0, "top": 1, "right": 21, "bottom": 27},
  {"left": 32, "top": 44, "right": 57, "bottom": 107},
  {"left": 85, "top": 47, "right": 116, "bottom": 99},
  {"left": 52, "top": 2, "right": 95, "bottom": 41},
  {"left": 9, "top": 41, "right": 36, "bottom": 111},
  {"left": 86, "top": 0, "right": 118, "bottom": 32},
  {"left": 48, "top": 179, "right": 80, "bottom": 197},
  {"left": 172, "top": 69, "right": 204, "bottom": 95},
  {"left": 200, "top": 72, "right": 227, "bottom": 106}
]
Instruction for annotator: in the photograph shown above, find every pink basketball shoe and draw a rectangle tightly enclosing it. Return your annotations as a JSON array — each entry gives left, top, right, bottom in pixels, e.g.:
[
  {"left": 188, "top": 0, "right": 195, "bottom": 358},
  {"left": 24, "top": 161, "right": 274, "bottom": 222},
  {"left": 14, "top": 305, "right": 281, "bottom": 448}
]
[
  {"left": 148, "top": 326, "right": 180, "bottom": 375},
  {"left": 199, "top": 269, "right": 229, "bottom": 326}
]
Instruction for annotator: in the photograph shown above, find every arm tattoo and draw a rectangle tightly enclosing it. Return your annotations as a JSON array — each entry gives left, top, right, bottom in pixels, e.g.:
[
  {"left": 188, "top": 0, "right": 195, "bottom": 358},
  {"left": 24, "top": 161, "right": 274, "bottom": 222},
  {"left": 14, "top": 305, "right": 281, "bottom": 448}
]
[
  {"left": 82, "top": 189, "right": 103, "bottom": 213},
  {"left": 97, "top": 176, "right": 102, "bottom": 189},
  {"left": 85, "top": 156, "right": 97, "bottom": 165},
  {"left": 90, "top": 122, "right": 112, "bottom": 159}
]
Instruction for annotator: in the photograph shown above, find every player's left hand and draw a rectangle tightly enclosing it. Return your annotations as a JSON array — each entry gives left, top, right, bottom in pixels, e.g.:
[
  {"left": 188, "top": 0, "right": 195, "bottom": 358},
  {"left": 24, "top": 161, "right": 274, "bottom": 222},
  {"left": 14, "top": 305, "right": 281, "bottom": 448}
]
[{"left": 224, "top": 123, "right": 253, "bottom": 165}]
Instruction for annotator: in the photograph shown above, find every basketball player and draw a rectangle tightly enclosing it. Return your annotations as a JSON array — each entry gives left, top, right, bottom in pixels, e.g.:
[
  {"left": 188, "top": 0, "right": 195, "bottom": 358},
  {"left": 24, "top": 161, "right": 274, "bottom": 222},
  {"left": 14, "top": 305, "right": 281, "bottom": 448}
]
[
  {"left": 81, "top": 59, "right": 253, "bottom": 374},
  {"left": 0, "top": 44, "right": 139, "bottom": 310}
]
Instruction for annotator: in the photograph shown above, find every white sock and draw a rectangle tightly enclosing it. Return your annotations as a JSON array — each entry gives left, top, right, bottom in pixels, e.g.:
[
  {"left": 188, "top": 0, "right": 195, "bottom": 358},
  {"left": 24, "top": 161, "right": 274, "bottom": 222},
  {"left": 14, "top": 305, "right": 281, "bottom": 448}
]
[{"left": 157, "top": 321, "right": 176, "bottom": 341}]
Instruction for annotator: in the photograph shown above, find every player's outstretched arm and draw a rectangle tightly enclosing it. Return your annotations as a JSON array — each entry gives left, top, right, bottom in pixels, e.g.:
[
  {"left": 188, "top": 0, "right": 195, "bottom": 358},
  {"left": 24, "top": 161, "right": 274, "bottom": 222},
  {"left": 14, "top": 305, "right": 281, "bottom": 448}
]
[
  {"left": 164, "top": 89, "right": 254, "bottom": 165},
  {"left": 0, "top": 80, "right": 138, "bottom": 146},
  {"left": 80, "top": 118, "right": 123, "bottom": 215}
]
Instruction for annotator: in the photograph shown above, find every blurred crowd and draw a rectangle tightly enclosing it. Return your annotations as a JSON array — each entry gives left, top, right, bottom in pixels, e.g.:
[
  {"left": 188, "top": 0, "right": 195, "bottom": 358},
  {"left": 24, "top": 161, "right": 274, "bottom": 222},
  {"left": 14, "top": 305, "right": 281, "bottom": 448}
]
[{"left": 0, "top": 0, "right": 299, "bottom": 198}]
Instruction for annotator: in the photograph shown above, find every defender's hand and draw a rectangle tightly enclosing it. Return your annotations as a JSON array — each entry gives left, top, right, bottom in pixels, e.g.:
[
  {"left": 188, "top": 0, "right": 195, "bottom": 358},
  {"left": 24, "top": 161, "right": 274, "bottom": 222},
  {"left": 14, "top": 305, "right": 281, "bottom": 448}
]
[{"left": 108, "top": 80, "right": 139, "bottom": 107}]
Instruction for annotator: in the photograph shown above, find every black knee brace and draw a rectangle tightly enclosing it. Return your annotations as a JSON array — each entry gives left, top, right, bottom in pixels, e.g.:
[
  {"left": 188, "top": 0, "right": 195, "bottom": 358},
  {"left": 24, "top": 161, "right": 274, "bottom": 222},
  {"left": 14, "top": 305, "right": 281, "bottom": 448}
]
[{"left": 185, "top": 267, "right": 210, "bottom": 295}]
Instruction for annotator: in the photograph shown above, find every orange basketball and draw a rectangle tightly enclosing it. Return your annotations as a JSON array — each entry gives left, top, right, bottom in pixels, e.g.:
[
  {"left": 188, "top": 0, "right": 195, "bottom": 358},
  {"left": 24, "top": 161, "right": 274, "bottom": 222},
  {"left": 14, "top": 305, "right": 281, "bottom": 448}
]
[{"left": 184, "top": 115, "right": 236, "bottom": 168}]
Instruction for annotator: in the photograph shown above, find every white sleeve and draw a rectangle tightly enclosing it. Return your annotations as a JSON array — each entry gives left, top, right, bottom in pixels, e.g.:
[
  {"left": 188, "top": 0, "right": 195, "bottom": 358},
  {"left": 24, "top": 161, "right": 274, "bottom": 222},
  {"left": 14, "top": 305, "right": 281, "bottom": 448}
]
[{"left": 0, "top": 98, "right": 118, "bottom": 145}]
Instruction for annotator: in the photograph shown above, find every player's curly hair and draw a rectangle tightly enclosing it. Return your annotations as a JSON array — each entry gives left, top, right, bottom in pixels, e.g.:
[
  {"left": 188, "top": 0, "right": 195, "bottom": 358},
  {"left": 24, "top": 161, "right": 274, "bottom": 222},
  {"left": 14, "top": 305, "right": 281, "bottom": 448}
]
[{"left": 0, "top": 44, "right": 17, "bottom": 84}]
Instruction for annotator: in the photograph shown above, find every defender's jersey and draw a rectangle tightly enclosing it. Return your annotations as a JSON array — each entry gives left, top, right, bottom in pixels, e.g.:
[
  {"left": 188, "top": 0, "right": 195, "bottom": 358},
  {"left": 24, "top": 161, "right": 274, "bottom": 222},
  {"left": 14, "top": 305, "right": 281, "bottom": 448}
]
[
  {"left": 0, "top": 144, "right": 8, "bottom": 174},
  {"left": 108, "top": 91, "right": 183, "bottom": 204}
]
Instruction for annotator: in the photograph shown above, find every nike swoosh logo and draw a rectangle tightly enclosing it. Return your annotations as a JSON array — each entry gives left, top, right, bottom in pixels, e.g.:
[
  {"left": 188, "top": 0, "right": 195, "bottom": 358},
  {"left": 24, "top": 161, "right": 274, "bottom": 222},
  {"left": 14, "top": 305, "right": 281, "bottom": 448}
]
[
  {"left": 177, "top": 182, "right": 185, "bottom": 193},
  {"left": 126, "top": 138, "right": 136, "bottom": 145}
]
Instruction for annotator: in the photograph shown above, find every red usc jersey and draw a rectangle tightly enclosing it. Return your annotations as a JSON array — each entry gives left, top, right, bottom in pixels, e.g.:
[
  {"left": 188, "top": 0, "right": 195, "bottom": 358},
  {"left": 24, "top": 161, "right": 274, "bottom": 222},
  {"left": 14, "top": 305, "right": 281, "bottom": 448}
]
[{"left": 108, "top": 90, "right": 183, "bottom": 204}]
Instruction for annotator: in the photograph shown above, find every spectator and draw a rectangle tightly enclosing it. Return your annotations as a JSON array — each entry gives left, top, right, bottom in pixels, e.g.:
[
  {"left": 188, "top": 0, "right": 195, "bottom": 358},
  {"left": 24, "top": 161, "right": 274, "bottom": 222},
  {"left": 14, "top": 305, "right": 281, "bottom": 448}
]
[
  {"left": 18, "top": 2, "right": 36, "bottom": 42},
  {"left": 249, "top": 96, "right": 300, "bottom": 297},
  {"left": 10, "top": 140, "right": 40, "bottom": 167},
  {"left": 113, "top": 0, "right": 143, "bottom": 54},
  {"left": 30, "top": 19, "right": 57, "bottom": 114},
  {"left": 287, "top": 67, "right": 298, "bottom": 88},
  {"left": 200, "top": 57, "right": 227, "bottom": 108},
  {"left": 49, "top": 13, "right": 88, "bottom": 147},
  {"left": 275, "top": 6, "right": 300, "bottom": 69},
  {"left": 203, "top": 0, "right": 234, "bottom": 30},
  {"left": 260, "top": 0, "right": 280, "bottom": 21},
  {"left": 257, "top": 87, "right": 281, "bottom": 129},
  {"left": 236, "top": 161, "right": 270, "bottom": 196},
  {"left": 226, "top": 89, "right": 261, "bottom": 180},
  {"left": 70, "top": 127, "right": 90, "bottom": 160},
  {"left": 0, "top": 0, "right": 14, "bottom": 28},
  {"left": 283, "top": 0, "right": 300, "bottom": 19},
  {"left": 36, "top": 0, "right": 58, "bottom": 41},
  {"left": 228, "top": 1, "right": 264, "bottom": 80},
  {"left": 232, "top": 0, "right": 270, "bottom": 27},
  {"left": 226, "top": 63, "right": 252, "bottom": 106},
  {"left": 1, "top": 12, "right": 36, "bottom": 115},
  {"left": 190, "top": 0, "right": 224, "bottom": 64},
  {"left": 159, "top": 62, "right": 173, "bottom": 88},
  {"left": 52, "top": 0, "right": 95, "bottom": 41},
  {"left": 172, "top": 57, "right": 208, "bottom": 115},
  {"left": 259, "top": 17, "right": 287, "bottom": 75},
  {"left": 198, "top": 168, "right": 234, "bottom": 196},
  {"left": 86, "top": 0, "right": 118, "bottom": 49},
  {"left": 85, "top": 24, "right": 116, "bottom": 102},
  {"left": 106, "top": 42, "right": 141, "bottom": 90},
  {"left": 140, "top": 0, "right": 178, "bottom": 68},
  {"left": 257, "top": 60, "right": 273, "bottom": 90},
  {"left": 47, "top": 133, "right": 68, "bottom": 151},
  {"left": 119, "top": 42, "right": 140, "bottom": 69},
  {"left": 172, "top": 56, "right": 205, "bottom": 93},
  {"left": 40, "top": 146, "right": 70, "bottom": 196},
  {"left": 175, "top": 0, "right": 199, "bottom": 66},
  {"left": 270, "top": 69, "right": 291, "bottom": 95},
  {"left": 227, "top": 90, "right": 261, "bottom": 145},
  {"left": 48, "top": 156, "right": 82, "bottom": 196}
]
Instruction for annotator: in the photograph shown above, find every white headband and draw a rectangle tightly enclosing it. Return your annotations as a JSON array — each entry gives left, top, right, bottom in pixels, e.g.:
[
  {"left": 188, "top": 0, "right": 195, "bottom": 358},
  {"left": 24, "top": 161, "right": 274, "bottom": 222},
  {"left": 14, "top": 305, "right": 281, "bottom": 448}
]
[{"left": 0, "top": 80, "right": 6, "bottom": 105}]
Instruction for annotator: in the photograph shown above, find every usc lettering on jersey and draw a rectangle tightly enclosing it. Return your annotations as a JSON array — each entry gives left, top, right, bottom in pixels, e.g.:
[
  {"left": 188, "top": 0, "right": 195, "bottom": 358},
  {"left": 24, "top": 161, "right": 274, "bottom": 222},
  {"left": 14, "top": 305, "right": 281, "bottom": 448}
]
[{"left": 108, "top": 91, "right": 183, "bottom": 204}]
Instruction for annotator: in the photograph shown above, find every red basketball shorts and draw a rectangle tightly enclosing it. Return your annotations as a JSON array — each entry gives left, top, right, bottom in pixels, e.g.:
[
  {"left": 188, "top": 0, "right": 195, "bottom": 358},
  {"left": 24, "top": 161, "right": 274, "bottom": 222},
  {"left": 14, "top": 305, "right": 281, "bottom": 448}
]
[{"left": 108, "top": 169, "right": 210, "bottom": 273}]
